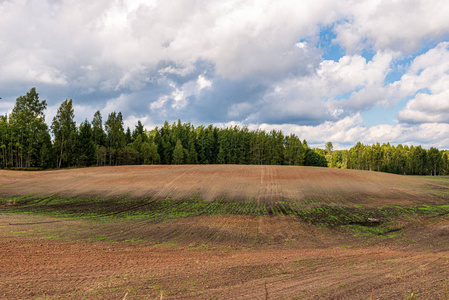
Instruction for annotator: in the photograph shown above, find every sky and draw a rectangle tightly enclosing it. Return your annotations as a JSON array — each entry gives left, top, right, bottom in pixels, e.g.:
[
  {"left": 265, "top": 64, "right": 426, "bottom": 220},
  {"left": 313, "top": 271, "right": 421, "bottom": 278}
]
[{"left": 1, "top": 0, "right": 449, "bottom": 149}]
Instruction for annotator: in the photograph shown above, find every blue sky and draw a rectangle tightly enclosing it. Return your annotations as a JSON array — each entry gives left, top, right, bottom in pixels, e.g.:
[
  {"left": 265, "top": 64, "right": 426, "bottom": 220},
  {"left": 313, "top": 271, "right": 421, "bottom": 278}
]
[{"left": 1, "top": 0, "right": 449, "bottom": 149}]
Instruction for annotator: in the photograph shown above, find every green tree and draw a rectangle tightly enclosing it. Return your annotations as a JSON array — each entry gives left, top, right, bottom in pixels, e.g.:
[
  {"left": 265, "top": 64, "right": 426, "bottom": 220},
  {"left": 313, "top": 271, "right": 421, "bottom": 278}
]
[
  {"left": 95, "top": 146, "right": 107, "bottom": 166},
  {"left": 125, "top": 127, "right": 132, "bottom": 145},
  {"left": 105, "top": 111, "right": 126, "bottom": 165},
  {"left": 143, "top": 141, "right": 160, "bottom": 164},
  {"left": 9, "top": 88, "right": 51, "bottom": 168},
  {"left": 325, "top": 142, "right": 333, "bottom": 154},
  {"left": 157, "top": 121, "right": 173, "bottom": 164},
  {"left": 77, "top": 120, "right": 96, "bottom": 166},
  {"left": 132, "top": 120, "right": 148, "bottom": 143},
  {"left": 217, "top": 147, "right": 225, "bottom": 164},
  {"left": 0, "top": 115, "right": 9, "bottom": 168},
  {"left": 442, "top": 151, "right": 449, "bottom": 175},
  {"left": 38, "top": 130, "right": 52, "bottom": 169},
  {"left": 329, "top": 150, "right": 346, "bottom": 168},
  {"left": 51, "top": 99, "right": 76, "bottom": 168},
  {"left": 305, "top": 148, "right": 327, "bottom": 167},
  {"left": 187, "top": 143, "right": 198, "bottom": 164},
  {"left": 172, "top": 139, "right": 184, "bottom": 164},
  {"left": 92, "top": 110, "right": 105, "bottom": 147},
  {"left": 132, "top": 134, "right": 144, "bottom": 164},
  {"left": 284, "top": 134, "right": 305, "bottom": 166},
  {"left": 428, "top": 147, "right": 442, "bottom": 176}
]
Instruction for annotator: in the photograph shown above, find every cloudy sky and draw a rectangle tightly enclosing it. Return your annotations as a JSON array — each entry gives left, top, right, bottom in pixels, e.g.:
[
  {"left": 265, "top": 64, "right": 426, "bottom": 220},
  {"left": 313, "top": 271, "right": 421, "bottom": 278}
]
[{"left": 1, "top": 0, "right": 449, "bottom": 149}]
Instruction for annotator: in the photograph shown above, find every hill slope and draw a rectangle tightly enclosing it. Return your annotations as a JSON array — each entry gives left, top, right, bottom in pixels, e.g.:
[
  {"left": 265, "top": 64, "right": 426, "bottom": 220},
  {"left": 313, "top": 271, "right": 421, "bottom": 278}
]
[
  {"left": 1, "top": 165, "right": 448, "bottom": 206},
  {"left": 2, "top": 166, "right": 449, "bottom": 299}
]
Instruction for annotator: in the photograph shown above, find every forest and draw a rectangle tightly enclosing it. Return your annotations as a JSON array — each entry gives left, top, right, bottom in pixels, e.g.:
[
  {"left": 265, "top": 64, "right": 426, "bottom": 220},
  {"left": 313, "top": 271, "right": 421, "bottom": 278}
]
[{"left": 1, "top": 88, "right": 448, "bottom": 175}]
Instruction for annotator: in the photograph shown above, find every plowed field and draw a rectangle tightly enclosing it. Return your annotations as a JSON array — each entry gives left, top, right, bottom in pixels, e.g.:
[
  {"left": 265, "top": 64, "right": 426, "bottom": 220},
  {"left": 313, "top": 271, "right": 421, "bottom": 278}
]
[{"left": 1, "top": 165, "right": 449, "bottom": 299}]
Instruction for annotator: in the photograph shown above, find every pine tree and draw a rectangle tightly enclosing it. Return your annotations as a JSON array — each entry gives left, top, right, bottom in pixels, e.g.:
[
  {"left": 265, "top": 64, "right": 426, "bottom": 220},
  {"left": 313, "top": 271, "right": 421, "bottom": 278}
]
[
  {"left": 172, "top": 139, "right": 184, "bottom": 165},
  {"left": 92, "top": 110, "right": 105, "bottom": 147},
  {"left": 125, "top": 127, "right": 132, "bottom": 145},
  {"left": 146, "top": 141, "right": 160, "bottom": 164},
  {"left": 77, "top": 120, "right": 96, "bottom": 166},
  {"left": 188, "top": 143, "right": 198, "bottom": 164},
  {"left": 217, "top": 147, "right": 225, "bottom": 164},
  {"left": 132, "top": 120, "right": 147, "bottom": 143}
]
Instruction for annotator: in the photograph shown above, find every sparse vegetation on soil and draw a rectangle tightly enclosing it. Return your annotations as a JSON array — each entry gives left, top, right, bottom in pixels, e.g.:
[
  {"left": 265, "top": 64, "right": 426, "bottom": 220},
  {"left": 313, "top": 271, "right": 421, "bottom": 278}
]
[{"left": 1, "top": 165, "right": 449, "bottom": 299}]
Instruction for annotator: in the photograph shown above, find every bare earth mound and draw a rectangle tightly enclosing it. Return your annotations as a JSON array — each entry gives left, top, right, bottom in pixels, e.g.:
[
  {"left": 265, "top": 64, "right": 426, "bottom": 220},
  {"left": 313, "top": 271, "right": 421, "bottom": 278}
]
[
  {"left": 0, "top": 165, "right": 447, "bottom": 205},
  {"left": 1, "top": 165, "right": 449, "bottom": 299}
]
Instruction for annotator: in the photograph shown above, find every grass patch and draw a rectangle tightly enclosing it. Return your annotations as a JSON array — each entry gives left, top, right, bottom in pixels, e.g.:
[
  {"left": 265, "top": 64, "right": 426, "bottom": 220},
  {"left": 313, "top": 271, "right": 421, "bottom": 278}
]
[
  {"left": 2, "top": 195, "right": 449, "bottom": 237},
  {"left": 421, "top": 176, "right": 449, "bottom": 182}
]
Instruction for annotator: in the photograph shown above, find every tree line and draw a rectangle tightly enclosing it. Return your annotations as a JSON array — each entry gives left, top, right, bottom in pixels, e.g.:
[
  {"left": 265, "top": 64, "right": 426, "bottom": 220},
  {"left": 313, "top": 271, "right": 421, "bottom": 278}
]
[
  {"left": 0, "top": 88, "right": 326, "bottom": 169},
  {"left": 328, "top": 142, "right": 449, "bottom": 176},
  {"left": 0, "top": 88, "right": 447, "bottom": 175}
]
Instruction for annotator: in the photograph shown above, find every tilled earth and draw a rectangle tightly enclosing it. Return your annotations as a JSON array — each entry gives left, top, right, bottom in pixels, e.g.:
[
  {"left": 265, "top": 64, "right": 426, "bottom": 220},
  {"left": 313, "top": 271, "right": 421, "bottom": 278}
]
[
  {"left": 1, "top": 165, "right": 447, "bottom": 206},
  {"left": 1, "top": 166, "right": 449, "bottom": 299},
  {"left": 1, "top": 214, "right": 449, "bottom": 299}
]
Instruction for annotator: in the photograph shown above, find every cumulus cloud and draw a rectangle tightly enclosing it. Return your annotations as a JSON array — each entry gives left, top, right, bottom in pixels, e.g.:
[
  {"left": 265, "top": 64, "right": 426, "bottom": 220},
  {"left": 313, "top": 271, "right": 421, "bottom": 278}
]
[
  {"left": 325, "top": 42, "right": 449, "bottom": 125},
  {"left": 1, "top": 0, "right": 449, "bottom": 149},
  {"left": 395, "top": 42, "right": 449, "bottom": 94},
  {"left": 0, "top": 0, "right": 336, "bottom": 120},
  {"left": 252, "top": 114, "right": 449, "bottom": 149},
  {"left": 390, "top": 42, "right": 449, "bottom": 124},
  {"left": 362, "top": 122, "right": 449, "bottom": 149},
  {"left": 123, "top": 0, "right": 340, "bottom": 81},
  {"left": 333, "top": 0, "right": 449, "bottom": 53},
  {"left": 398, "top": 90, "right": 449, "bottom": 123},
  {"left": 248, "top": 50, "right": 394, "bottom": 125},
  {"left": 0, "top": 0, "right": 112, "bottom": 85},
  {"left": 0, "top": 100, "right": 14, "bottom": 116},
  {"left": 324, "top": 51, "right": 394, "bottom": 108}
]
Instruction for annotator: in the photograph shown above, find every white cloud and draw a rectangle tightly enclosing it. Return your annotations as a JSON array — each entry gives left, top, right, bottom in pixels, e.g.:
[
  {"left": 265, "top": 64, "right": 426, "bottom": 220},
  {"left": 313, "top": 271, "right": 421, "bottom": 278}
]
[
  {"left": 251, "top": 114, "right": 449, "bottom": 149},
  {"left": 0, "top": 0, "right": 340, "bottom": 92},
  {"left": 197, "top": 75, "right": 212, "bottom": 90},
  {"left": 397, "top": 42, "right": 449, "bottom": 95},
  {"left": 103, "top": 93, "right": 133, "bottom": 116},
  {"left": 217, "top": 114, "right": 365, "bottom": 148},
  {"left": 1, "top": 0, "right": 447, "bottom": 93},
  {"left": 0, "top": 100, "right": 14, "bottom": 116},
  {"left": 125, "top": 0, "right": 338, "bottom": 80},
  {"left": 327, "top": 42, "right": 449, "bottom": 119},
  {"left": 333, "top": 0, "right": 449, "bottom": 53},
  {"left": 115, "top": 65, "right": 151, "bottom": 91},
  {"left": 158, "top": 65, "right": 195, "bottom": 77},
  {"left": 1, "top": 0, "right": 449, "bottom": 150},
  {"left": 384, "top": 42, "right": 449, "bottom": 124},
  {"left": 122, "top": 114, "right": 156, "bottom": 132},
  {"left": 398, "top": 90, "right": 449, "bottom": 123},
  {"left": 150, "top": 74, "right": 213, "bottom": 115},
  {"left": 322, "top": 51, "right": 393, "bottom": 97},
  {"left": 251, "top": 50, "right": 394, "bottom": 124}
]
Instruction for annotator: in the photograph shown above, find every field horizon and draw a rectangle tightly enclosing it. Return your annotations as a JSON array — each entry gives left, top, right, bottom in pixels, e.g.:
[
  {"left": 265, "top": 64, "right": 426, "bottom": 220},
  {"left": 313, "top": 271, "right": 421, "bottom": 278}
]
[{"left": 1, "top": 165, "right": 449, "bottom": 299}]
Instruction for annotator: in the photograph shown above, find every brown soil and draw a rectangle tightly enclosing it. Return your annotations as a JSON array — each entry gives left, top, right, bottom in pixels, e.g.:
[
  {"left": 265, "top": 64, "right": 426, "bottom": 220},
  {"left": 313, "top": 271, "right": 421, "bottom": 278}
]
[
  {"left": 1, "top": 166, "right": 449, "bottom": 299},
  {"left": 0, "top": 165, "right": 447, "bottom": 206},
  {"left": 2, "top": 214, "right": 449, "bottom": 300}
]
